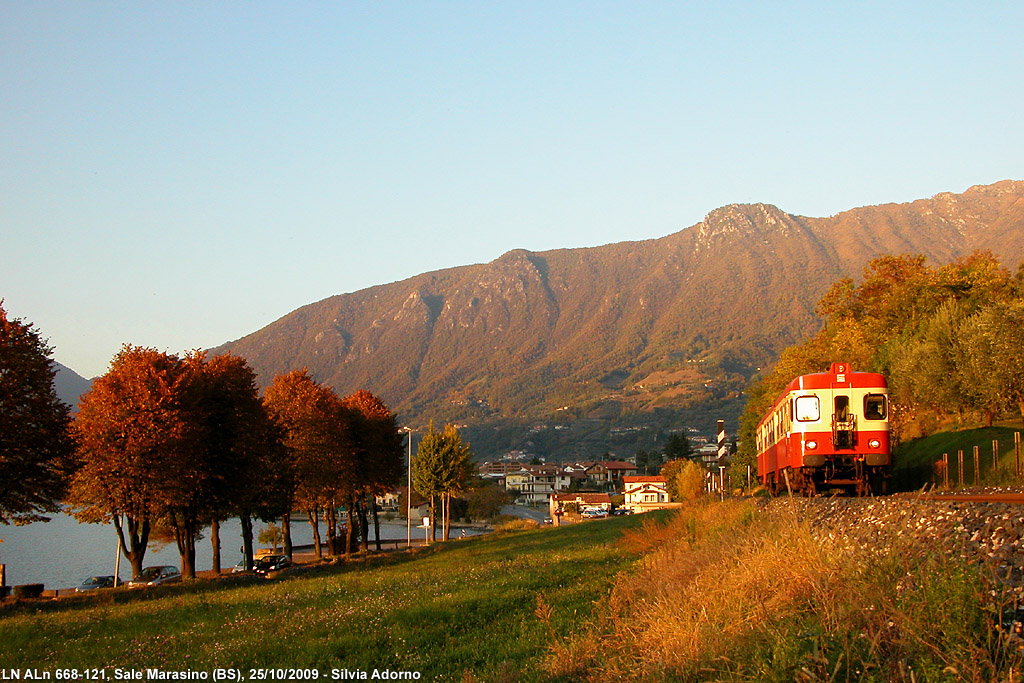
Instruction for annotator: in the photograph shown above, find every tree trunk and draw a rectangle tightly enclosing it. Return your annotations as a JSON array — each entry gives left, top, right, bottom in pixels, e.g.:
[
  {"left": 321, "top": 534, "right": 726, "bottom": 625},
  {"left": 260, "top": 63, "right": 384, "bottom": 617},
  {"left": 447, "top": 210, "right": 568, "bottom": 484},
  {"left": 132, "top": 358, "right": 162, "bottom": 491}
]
[
  {"left": 240, "top": 512, "right": 254, "bottom": 572},
  {"left": 344, "top": 498, "right": 355, "bottom": 557},
  {"left": 172, "top": 512, "right": 199, "bottom": 580},
  {"left": 308, "top": 508, "right": 323, "bottom": 560},
  {"left": 282, "top": 511, "right": 293, "bottom": 560},
  {"left": 370, "top": 495, "right": 381, "bottom": 552},
  {"left": 429, "top": 494, "right": 436, "bottom": 543},
  {"left": 324, "top": 505, "right": 337, "bottom": 557},
  {"left": 359, "top": 498, "right": 369, "bottom": 553},
  {"left": 115, "top": 514, "right": 150, "bottom": 579},
  {"left": 444, "top": 492, "right": 451, "bottom": 541},
  {"left": 211, "top": 519, "right": 221, "bottom": 574}
]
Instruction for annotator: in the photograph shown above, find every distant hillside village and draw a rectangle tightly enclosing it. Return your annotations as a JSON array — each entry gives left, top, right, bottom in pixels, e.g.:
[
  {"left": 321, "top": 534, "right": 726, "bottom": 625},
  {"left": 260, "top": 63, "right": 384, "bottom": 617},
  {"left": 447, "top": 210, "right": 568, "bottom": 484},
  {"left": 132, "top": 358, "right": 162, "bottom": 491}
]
[{"left": 472, "top": 426, "right": 734, "bottom": 521}]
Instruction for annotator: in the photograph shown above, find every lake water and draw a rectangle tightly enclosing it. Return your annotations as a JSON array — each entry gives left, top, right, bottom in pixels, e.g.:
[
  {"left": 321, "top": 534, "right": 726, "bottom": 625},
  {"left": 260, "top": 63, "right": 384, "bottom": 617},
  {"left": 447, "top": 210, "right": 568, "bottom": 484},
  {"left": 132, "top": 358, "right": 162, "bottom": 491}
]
[{"left": 0, "top": 512, "right": 468, "bottom": 591}]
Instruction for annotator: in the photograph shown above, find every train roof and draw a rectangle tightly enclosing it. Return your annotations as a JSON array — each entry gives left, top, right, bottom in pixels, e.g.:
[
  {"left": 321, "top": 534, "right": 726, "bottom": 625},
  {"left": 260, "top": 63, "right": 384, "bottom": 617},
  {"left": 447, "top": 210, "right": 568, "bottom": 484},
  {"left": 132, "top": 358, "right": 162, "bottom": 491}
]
[
  {"left": 758, "top": 363, "right": 887, "bottom": 428},
  {"left": 784, "top": 369, "right": 888, "bottom": 393}
]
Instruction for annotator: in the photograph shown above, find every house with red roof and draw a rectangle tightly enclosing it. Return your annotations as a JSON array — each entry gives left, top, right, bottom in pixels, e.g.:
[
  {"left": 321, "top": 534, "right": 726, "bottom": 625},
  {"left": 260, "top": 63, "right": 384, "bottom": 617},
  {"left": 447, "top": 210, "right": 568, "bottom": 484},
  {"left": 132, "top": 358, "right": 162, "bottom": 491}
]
[{"left": 622, "top": 475, "right": 671, "bottom": 513}]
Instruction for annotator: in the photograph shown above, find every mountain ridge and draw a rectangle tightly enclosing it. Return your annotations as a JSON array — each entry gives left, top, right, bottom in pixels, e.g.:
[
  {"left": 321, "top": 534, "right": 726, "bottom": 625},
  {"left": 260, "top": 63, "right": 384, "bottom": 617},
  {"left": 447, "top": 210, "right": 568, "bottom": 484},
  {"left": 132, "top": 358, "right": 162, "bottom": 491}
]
[{"left": 213, "top": 180, "right": 1024, "bottom": 435}]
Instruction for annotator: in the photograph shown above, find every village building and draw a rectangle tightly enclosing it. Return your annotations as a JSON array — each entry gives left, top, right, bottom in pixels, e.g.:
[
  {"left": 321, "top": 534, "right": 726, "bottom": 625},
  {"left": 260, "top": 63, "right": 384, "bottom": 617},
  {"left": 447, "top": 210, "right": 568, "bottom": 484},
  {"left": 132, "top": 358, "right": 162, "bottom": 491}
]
[
  {"left": 622, "top": 475, "right": 671, "bottom": 513},
  {"left": 505, "top": 465, "right": 571, "bottom": 505},
  {"left": 585, "top": 461, "right": 639, "bottom": 487}
]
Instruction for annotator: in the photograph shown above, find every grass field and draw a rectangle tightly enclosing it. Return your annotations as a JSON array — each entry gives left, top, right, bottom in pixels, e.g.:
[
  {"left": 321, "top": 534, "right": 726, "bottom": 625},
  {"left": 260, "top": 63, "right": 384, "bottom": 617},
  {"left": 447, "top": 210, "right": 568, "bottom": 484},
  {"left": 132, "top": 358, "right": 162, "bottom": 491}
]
[
  {"left": 0, "top": 514, "right": 656, "bottom": 682},
  {"left": 4, "top": 486, "right": 1019, "bottom": 682}
]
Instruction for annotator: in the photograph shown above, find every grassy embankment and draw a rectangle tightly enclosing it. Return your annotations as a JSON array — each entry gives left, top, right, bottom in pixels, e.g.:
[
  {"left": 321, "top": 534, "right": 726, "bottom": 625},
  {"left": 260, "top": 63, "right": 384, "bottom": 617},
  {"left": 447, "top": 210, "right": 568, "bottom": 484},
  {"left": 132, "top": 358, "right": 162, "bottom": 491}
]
[
  {"left": 892, "top": 423, "right": 1024, "bottom": 490},
  {"left": 542, "top": 499, "right": 1021, "bottom": 682},
  {"left": 3, "top": 494, "right": 1020, "bottom": 682},
  {"left": 0, "top": 515, "right": 655, "bottom": 681}
]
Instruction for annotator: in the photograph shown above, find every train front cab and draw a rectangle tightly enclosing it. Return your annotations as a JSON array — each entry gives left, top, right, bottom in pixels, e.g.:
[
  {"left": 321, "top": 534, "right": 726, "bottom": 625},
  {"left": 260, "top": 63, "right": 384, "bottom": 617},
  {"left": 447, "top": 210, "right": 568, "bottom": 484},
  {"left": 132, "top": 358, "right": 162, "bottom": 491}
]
[{"left": 759, "top": 363, "right": 890, "bottom": 496}]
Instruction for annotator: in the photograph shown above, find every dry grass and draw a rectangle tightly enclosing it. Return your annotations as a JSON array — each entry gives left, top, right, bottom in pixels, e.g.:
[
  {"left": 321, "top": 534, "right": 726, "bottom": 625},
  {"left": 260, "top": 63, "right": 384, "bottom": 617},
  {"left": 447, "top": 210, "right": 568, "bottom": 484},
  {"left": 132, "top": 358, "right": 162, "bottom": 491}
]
[{"left": 542, "top": 498, "right": 1023, "bottom": 682}]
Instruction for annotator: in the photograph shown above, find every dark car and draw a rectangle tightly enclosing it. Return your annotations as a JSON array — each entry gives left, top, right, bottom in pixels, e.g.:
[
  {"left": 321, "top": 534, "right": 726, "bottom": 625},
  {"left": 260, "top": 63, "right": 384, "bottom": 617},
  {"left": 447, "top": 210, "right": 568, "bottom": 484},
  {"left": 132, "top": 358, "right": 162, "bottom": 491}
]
[
  {"left": 253, "top": 554, "right": 291, "bottom": 575},
  {"left": 128, "top": 565, "right": 182, "bottom": 588},
  {"left": 75, "top": 575, "right": 116, "bottom": 592}
]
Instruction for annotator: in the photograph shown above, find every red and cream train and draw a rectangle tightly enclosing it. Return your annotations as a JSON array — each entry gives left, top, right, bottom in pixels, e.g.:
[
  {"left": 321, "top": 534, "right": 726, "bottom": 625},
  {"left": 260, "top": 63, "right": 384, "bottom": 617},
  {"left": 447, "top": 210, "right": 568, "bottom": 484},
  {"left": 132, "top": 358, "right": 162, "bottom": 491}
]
[{"left": 755, "top": 363, "right": 890, "bottom": 496}]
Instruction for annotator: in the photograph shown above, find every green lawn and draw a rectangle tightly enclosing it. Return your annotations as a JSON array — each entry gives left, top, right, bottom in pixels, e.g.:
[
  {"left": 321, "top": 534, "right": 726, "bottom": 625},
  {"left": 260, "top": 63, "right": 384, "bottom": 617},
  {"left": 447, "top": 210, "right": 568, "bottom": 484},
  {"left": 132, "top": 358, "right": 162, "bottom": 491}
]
[{"left": 0, "top": 515, "right": 655, "bottom": 682}]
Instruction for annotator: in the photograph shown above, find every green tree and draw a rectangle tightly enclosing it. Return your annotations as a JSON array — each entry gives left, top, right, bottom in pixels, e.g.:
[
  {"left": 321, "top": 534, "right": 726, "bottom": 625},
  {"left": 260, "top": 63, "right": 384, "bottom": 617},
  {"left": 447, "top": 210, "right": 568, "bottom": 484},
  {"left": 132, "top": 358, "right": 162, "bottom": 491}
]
[
  {"left": 962, "top": 301, "right": 1024, "bottom": 425},
  {"left": 0, "top": 302, "right": 73, "bottom": 525},
  {"left": 887, "top": 301, "right": 971, "bottom": 421},
  {"left": 413, "top": 422, "right": 472, "bottom": 541},
  {"left": 257, "top": 523, "right": 283, "bottom": 553},
  {"left": 465, "top": 478, "right": 511, "bottom": 521},
  {"left": 634, "top": 449, "right": 662, "bottom": 476},
  {"left": 662, "top": 433, "right": 693, "bottom": 461}
]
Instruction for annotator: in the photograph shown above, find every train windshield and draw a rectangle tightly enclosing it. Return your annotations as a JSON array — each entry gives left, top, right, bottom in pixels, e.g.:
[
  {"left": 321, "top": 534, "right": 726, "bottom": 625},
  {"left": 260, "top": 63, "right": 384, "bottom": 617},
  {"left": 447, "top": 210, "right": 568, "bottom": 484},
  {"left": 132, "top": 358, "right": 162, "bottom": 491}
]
[
  {"left": 864, "top": 394, "right": 887, "bottom": 420},
  {"left": 794, "top": 395, "right": 819, "bottom": 421}
]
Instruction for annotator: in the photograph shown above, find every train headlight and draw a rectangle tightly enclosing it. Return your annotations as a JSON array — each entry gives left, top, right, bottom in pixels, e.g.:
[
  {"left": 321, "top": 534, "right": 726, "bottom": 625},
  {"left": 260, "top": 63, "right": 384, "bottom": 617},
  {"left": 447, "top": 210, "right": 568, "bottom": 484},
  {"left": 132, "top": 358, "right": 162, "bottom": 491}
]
[
  {"left": 805, "top": 440, "right": 818, "bottom": 450},
  {"left": 869, "top": 439, "right": 881, "bottom": 449}
]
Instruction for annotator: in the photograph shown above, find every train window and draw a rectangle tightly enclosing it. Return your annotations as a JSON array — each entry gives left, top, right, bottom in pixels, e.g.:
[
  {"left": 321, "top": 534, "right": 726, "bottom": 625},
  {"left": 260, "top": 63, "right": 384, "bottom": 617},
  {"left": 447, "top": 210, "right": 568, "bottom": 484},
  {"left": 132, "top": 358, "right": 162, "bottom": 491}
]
[
  {"left": 864, "top": 394, "right": 887, "bottom": 420},
  {"left": 794, "top": 396, "right": 819, "bottom": 422},
  {"left": 835, "top": 396, "right": 850, "bottom": 421}
]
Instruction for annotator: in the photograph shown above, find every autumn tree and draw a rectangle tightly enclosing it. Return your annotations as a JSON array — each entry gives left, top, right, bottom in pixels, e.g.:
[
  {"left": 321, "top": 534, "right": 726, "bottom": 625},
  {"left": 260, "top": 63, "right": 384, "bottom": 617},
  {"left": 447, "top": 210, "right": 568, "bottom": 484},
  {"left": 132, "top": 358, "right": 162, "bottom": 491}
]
[
  {"left": 675, "top": 460, "right": 705, "bottom": 501},
  {"left": 263, "top": 369, "right": 357, "bottom": 559},
  {"left": 68, "top": 346, "right": 194, "bottom": 578},
  {"left": 0, "top": 302, "right": 73, "bottom": 525},
  {"left": 341, "top": 390, "right": 405, "bottom": 551},
  {"left": 736, "top": 250, "right": 1020, "bottom": 461},
  {"left": 660, "top": 458, "right": 704, "bottom": 501},
  {"left": 413, "top": 422, "right": 472, "bottom": 541},
  {"left": 182, "top": 353, "right": 282, "bottom": 575}
]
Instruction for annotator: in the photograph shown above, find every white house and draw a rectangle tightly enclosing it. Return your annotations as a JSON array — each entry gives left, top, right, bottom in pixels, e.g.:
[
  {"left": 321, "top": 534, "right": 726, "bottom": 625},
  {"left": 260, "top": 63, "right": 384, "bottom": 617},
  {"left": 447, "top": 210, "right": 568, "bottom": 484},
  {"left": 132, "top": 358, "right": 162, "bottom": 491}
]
[{"left": 622, "top": 475, "right": 671, "bottom": 513}]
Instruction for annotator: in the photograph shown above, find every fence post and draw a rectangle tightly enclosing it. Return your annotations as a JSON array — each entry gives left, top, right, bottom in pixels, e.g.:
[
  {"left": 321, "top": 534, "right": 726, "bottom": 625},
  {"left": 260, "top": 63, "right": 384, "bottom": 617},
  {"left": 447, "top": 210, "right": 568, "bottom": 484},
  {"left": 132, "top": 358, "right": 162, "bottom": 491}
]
[
  {"left": 943, "top": 453, "right": 949, "bottom": 488},
  {"left": 1017, "top": 432, "right": 1022, "bottom": 479},
  {"left": 958, "top": 450, "right": 964, "bottom": 487},
  {"left": 973, "top": 446, "right": 980, "bottom": 485},
  {"left": 994, "top": 439, "right": 1000, "bottom": 477}
]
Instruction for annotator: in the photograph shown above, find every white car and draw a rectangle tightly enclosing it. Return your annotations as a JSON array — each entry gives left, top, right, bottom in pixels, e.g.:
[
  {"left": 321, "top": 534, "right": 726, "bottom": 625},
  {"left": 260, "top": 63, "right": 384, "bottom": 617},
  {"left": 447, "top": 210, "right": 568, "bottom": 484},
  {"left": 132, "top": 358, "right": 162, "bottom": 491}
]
[{"left": 128, "top": 566, "right": 182, "bottom": 587}]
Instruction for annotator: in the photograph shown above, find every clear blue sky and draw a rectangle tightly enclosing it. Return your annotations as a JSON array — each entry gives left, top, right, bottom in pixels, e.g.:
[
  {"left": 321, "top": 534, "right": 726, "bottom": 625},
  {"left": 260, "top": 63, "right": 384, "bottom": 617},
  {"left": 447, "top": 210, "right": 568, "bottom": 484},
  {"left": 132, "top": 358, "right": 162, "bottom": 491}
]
[{"left": 3, "top": 2, "right": 1022, "bottom": 379}]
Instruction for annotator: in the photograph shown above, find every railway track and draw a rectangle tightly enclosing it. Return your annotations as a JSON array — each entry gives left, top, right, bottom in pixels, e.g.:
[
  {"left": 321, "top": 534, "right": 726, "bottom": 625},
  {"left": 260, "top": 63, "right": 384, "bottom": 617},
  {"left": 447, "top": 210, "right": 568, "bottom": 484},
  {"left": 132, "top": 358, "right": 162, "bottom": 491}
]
[{"left": 918, "top": 491, "right": 1024, "bottom": 504}]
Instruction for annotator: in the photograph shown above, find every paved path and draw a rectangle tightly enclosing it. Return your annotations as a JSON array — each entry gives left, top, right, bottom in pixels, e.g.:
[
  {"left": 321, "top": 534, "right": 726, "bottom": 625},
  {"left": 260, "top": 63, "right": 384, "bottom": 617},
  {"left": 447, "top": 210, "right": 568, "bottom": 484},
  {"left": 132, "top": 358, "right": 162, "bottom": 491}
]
[{"left": 500, "top": 504, "right": 548, "bottom": 522}]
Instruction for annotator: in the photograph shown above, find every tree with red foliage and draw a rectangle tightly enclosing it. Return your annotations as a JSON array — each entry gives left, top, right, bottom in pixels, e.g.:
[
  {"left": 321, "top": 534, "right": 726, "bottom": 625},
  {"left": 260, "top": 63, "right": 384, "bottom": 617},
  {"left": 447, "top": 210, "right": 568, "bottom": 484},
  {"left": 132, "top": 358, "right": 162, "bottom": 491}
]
[
  {"left": 0, "top": 302, "right": 73, "bottom": 526},
  {"left": 341, "top": 390, "right": 405, "bottom": 551}
]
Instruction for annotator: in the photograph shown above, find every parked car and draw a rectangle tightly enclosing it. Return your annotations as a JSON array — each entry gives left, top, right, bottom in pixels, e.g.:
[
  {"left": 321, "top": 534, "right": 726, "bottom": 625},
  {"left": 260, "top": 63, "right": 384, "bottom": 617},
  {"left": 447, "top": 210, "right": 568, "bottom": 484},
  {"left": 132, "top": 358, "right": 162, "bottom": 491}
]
[
  {"left": 582, "top": 508, "right": 608, "bottom": 518},
  {"left": 128, "top": 566, "right": 182, "bottom": 588},
  {"left": 253, "top": 554, "right": 291, "bottom": 575},
  {"left": 75, "top": 575, "right": 116, "bottom": 592},
  {"left": 231, "top": 558, "right": 250, "bottom": 573}
]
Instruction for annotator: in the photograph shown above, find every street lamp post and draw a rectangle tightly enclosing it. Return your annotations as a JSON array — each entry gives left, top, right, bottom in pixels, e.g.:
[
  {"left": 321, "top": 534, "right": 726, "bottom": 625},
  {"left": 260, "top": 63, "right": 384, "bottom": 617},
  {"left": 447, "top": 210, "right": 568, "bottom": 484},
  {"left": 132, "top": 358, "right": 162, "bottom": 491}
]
[{"left": 403, "top": 427, "right": 414, "bottom": 548}]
